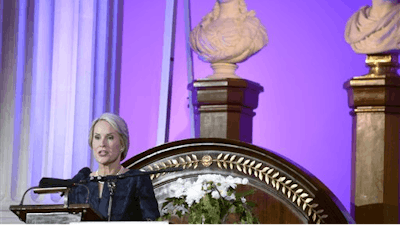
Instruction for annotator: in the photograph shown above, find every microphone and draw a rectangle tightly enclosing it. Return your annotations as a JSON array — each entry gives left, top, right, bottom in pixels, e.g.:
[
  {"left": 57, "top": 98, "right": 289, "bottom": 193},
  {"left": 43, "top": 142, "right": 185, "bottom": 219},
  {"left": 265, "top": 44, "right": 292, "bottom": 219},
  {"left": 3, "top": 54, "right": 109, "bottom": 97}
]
[
  {"left": 39, "top": 167, "right": 92, "bottom": 188},
  {"left": 88, "top": 167, "right": 183, "bottom": 182},
  {"left": 39, "top": 178, "right": 74, "bottom": 188}
]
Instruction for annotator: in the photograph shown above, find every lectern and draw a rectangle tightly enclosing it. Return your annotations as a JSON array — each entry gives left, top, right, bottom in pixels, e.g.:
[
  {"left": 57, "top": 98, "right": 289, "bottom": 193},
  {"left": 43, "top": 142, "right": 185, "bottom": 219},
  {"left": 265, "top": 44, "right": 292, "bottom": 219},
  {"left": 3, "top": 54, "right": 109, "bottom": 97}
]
[
  {"left": 9, "top": 187, "right": 104, "bottom": 223},
  {"left": 10, "top": 204, "right": 104, "bottom": 223}
]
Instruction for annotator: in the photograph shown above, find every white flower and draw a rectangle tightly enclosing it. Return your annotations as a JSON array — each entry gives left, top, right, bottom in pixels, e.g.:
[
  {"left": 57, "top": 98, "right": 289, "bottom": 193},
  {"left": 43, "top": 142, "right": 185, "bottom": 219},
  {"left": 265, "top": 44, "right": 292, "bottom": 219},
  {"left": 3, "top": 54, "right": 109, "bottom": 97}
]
[
  {"left": 241, "top": 197, "right": 246, "bottom": 203},
  {"left": 220, "top": 189, "right": 227, "bottom": 198},
  {"left": 225, "top": 193, "right": 236, "bottom": 201},
  {"left": 211, "top": 190, "right": 220, "bottom": 199},
  {"left": 242, "top": 178, "right": 249, "bottom": 185}
]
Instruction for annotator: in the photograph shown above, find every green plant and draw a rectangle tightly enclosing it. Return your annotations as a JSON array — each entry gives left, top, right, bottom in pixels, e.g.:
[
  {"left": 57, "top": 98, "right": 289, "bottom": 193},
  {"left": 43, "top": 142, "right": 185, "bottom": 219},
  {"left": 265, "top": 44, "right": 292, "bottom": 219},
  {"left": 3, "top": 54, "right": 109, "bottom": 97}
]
[{"left": 158, "top": 174, "right": 259, "bottom": 224}]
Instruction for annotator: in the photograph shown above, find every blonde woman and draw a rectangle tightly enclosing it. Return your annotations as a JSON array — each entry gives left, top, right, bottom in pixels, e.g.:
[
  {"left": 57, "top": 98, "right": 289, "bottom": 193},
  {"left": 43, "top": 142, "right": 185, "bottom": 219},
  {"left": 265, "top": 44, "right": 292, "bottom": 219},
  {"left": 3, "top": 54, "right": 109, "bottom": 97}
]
[{"left": 68, "top": 113, "right": 160, "bottom": 221}]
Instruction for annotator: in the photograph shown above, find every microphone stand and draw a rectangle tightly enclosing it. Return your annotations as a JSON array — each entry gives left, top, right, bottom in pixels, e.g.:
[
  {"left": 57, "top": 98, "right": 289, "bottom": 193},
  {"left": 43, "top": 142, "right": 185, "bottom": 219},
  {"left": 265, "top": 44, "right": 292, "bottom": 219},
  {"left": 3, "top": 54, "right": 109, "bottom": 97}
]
[
  {"left": 107, "top": 181, "right": 116, "bottom": 221},
  {"left": 86, "top": 167, "right": 182, "bottom": 221}
]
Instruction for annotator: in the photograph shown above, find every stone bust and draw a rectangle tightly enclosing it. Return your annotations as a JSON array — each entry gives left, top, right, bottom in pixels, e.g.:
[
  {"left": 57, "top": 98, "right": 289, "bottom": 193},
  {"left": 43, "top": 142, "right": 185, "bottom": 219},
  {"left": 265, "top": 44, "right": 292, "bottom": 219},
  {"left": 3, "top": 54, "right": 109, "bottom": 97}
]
[
  {"left": 190, "top": 0, "right": 268, "bottom": 64},
  {"left": 345, "top": 0, "right": 400, "bottom": 54}
]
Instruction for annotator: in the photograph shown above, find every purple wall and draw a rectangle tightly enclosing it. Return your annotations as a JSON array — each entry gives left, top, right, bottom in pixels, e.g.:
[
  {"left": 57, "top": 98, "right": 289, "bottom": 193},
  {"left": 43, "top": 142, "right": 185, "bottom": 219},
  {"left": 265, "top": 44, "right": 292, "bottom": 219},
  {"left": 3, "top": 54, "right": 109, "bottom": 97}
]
[{"left": 120, "top": 0, "right": 369, "bottom": 211}]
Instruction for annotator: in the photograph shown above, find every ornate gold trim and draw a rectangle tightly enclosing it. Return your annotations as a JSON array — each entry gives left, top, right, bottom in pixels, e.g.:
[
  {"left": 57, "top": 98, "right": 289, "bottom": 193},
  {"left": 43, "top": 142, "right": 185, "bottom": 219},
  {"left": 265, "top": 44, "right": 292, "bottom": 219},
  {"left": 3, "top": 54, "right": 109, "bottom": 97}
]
[{"left": 145, "top": 153, "right": 328, "bottom": 223}]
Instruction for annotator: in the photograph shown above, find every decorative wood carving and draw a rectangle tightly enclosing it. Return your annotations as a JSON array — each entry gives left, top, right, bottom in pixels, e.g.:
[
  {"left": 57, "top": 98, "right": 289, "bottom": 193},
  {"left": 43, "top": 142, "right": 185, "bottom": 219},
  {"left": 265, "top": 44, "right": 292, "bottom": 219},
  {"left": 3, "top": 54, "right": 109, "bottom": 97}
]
[{"left": 123, "top": 138, "right": 353, "bottom": 224}]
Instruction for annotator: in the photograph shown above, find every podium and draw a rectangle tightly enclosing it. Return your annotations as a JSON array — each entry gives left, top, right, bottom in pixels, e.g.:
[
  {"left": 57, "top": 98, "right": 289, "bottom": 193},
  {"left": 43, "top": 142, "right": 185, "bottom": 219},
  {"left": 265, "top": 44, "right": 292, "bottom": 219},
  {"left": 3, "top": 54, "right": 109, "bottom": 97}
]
[{"left": 9, "top": 203, "right": 104, "bottom": 223}]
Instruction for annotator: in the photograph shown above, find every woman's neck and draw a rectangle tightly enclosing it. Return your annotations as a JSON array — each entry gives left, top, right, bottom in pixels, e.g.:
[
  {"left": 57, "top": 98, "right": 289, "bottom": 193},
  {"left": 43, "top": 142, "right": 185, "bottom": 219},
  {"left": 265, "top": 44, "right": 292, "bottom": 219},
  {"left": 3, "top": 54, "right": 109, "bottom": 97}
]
[{"left": 97, "top": 163, "right": 123, "bottom": 176}]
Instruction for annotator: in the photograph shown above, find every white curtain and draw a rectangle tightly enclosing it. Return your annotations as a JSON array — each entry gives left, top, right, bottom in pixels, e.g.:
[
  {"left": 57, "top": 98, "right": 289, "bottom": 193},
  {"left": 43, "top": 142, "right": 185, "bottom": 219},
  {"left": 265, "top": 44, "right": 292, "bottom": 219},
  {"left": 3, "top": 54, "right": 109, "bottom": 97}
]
[{"left": 0, "top": 0, "right": 123, "bottom": 222}]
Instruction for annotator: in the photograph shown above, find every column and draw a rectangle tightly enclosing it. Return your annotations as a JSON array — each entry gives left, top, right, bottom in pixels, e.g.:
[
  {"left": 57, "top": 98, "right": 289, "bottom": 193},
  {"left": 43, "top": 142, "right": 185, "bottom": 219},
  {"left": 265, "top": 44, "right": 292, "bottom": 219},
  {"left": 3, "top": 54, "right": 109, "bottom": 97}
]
[{"left": 344, "top": 53, "right": 400, "bottom": 223}]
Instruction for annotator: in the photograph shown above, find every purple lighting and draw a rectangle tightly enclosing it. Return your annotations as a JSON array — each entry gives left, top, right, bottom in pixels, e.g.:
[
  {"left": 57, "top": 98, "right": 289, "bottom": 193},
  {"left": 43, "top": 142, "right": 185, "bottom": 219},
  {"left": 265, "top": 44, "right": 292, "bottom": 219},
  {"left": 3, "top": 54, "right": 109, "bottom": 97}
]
[{"left": 120, "top": 0, "right": 369, "bottom": 211}]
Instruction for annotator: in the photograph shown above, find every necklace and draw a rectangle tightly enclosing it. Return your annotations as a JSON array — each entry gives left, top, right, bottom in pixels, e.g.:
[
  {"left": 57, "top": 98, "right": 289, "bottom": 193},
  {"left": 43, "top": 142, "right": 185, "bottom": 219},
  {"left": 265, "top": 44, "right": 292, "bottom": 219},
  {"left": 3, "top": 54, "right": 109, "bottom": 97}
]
[
  {"left": 95, "top": 166, "right": 124, "bottom": 199},
  {"left": 95, "top": 166, "right": 124, "bottom": 177}
]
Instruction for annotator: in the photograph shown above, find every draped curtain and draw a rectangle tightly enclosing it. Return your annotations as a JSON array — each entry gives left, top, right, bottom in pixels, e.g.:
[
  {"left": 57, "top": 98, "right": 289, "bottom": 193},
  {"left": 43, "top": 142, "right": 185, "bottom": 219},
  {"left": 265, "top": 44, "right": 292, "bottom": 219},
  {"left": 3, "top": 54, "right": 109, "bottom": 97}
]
[{"left": 0, "top": 0, "right": 123, "bottom": 222}]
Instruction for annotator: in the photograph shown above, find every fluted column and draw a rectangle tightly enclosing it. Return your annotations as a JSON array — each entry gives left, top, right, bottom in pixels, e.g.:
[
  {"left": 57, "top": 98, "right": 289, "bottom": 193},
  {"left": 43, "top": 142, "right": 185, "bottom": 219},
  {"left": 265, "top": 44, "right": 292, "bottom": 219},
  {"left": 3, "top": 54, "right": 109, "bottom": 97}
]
[
  {"left": 344, "top": 53, "right": 400, "bottom": 223},
  {"left": 0, "top": 0, "right": 123, "bottom": 223}
]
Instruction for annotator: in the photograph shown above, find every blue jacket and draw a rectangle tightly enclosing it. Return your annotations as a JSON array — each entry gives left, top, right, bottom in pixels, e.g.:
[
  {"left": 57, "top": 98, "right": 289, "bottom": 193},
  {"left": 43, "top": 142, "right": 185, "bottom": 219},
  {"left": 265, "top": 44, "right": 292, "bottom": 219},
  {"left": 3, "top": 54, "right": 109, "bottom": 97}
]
[{"left": 68, "top": 167, "right": 160, "bottom": 221}]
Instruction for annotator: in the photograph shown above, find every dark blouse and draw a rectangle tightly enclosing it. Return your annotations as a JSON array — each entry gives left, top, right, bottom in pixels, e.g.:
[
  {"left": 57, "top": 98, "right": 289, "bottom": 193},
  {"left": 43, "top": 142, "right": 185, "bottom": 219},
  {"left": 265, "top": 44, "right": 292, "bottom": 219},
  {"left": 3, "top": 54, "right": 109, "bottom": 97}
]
[{"left": 68, "top": 167, "right": 160, "bottom": 221}]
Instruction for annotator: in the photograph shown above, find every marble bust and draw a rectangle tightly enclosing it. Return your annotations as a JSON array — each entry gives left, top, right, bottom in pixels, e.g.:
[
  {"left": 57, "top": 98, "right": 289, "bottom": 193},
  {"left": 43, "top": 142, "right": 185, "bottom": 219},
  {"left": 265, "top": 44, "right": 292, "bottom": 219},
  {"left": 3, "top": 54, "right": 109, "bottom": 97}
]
[
  {"left": 345, "top": 0, "right": 400, "bottom": 54},
  {"left": 190, "top": 0, "right": 268, "bottom": 78}
]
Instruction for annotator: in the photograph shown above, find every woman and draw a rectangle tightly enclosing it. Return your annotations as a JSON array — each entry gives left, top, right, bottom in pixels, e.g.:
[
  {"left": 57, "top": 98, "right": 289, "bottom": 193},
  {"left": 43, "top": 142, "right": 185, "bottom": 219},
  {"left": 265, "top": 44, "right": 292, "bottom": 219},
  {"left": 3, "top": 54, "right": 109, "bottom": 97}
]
[{"left": 68, "top": 113, "right": 160, "bottom": 221}]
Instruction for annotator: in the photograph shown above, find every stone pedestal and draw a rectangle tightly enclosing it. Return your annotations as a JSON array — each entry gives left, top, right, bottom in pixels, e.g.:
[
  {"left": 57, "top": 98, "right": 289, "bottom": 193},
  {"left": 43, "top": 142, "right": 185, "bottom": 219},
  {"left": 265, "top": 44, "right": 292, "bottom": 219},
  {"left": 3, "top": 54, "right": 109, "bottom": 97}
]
[
  {"left": 344, "top": 53, "right": 400, "bottom": 223},
  {"left": 188, "top": 78, "right": 263, "bottom": 143}
]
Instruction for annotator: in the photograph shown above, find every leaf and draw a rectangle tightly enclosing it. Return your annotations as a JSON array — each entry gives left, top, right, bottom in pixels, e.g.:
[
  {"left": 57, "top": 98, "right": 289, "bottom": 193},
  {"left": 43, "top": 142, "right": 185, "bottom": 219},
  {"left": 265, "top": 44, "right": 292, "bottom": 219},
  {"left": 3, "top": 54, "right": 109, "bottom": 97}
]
[
  {"left": 271, "top": 180, "right": 275, "bottom": 188},
  {"left": 223, "top": 154, "right": 230, "bottom": 160},
  {"left": 287, "top": 190, "right": 291, "bottom": 198},
  {"left": 249, "top": 160, "right": 256, "bottom": 167},
  {"left": 320, "top": 215, "right": 328, "bottom": 219},
  {"left": 265, "top": 176, "right": 269, "bottom": 184},
  {"left": 295, "top": 188, "right": 303, "bottom": 194},
  {"left": 316, "top": 209, "right": 324, "bottom": 214},
  {"left": 276, "top": 181, "right": 280, "bottom": 190},
  {"left": 172, "top": 159, "right": 178, "bottom": 165},
  {"left": 308, "top": 207, "right": 312, "bottom": 216},
  {"left": 290, "top": 184, "right": 298, "bottom": 189},
  {"left": 292, "top": 194, "right": 296, "bottom": 202},
  {"left": 192, "top": 154, "right": 198, "bottom": 161},
  {"left": 313, "top": 213, "right": 317, "bottom": 221},
  {"left": 194, "top": 162, "right": 198, "bottom": 169},
  {"left": 186, "top": 156, "right": 191, "bottom": 162},
  {"left": 285, "top": 180, "right": 292, "bottom": 185},
  {"left": 316, "top": 219, "right": 321, "bottom": 224},
  {"left": 267, "top": 168, "right": 274, "bottom": 175},
  {"left": 243, "top": 159, "right": 250, "bottom": 166},
  {"left": 311, "top": 203, "right": 319, "bottom": 208},
  {"left": 297, "top": 196, "right": 301, "bottom": 206},
  {"left": 179, "top": 157, "right": 185, "bottom": 163},
  {"left": 229, "top": 162, "right": 233, "bottom": 170},
  {"left": 223, "top": 162, "right": 227, "bottom": 169},
  {"left": 243, "top": 167, "right": 248, "bottom": 174},
  {"left": 305, "top": 198, "right": 313, "bottom": 203},
  {"left": 147, "top": 165, "right": 153, "bottom": 171},
  {"left": 237, "top": 157, "right": 244, "bottom": 164},
  {"left": 282, "top": 186, "right": 286, "bottom": 194},
  {"left": 217, "top": 161, "right": 222, "bottom": 168},
  {"left": 230, "top": 155, "right": 236, "bottom": 162},
  {"left": 278, "top": 176, "right": 286, "bottom": 182},
  {"left": 261, "top": 167, "right": 269, "bottom": 173},
  {"left": 237, "top": 164, "right": 242, "bottom": 172},
  {"left": 300, "top": 193, "right": 309, "bottom": 198},
  {"left": 150, "top": 174, "right": 154, "bottom": 180},
  {"left": 161, "top": 162, "right": 167, "bottom": 168},
  {"left": 255, "top": 163, "right": 262, "bottom": 169},
  {"left": 272, "top": 172, "right": 279, "bottom": 178},
  {"left": 217, "top": 153, "right": 223, "bottom": 160},
  {"left": 259, "top": 173, "right": 263, "bottom": 180},
  {"left": 303, "top": 202, "right": 307, "bottom": 211},
  {"left": 254, "top": 170, "right": 258, "bottom": 178},
  {"left": 248, "top": 167, "right": 252, "bottom": 175}
]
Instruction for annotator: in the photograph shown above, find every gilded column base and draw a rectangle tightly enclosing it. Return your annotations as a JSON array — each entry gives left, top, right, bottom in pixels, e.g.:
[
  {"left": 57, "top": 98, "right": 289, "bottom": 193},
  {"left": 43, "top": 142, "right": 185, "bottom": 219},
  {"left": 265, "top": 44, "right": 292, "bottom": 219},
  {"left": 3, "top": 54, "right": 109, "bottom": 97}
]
[{"left": 188, "top": 78, "right": 264, "bottom": 143}]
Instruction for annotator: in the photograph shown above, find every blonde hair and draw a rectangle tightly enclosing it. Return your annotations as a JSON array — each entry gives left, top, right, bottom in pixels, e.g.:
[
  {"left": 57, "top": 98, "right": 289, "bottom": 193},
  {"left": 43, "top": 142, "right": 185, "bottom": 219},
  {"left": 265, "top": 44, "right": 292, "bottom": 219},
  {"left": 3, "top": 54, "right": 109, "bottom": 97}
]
[{"left": 88, "top": 113, "right": 130, "bottom": 161}]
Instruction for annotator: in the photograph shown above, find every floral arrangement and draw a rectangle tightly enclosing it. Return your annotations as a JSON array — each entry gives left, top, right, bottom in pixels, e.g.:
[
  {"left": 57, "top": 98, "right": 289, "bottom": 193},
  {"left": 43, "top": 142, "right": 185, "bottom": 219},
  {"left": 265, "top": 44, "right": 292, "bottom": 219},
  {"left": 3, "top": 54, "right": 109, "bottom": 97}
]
[{"left": 158, "top": 174, "right": 259, "bottom": 224}]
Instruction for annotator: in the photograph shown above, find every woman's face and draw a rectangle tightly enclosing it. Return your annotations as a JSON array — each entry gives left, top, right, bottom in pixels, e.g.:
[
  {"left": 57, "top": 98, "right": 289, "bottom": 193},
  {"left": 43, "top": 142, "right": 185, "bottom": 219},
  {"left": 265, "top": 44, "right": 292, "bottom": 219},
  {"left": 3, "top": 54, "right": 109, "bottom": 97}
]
[{"left": 92, "top": 120, "right": 122, "bottom": 166}]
